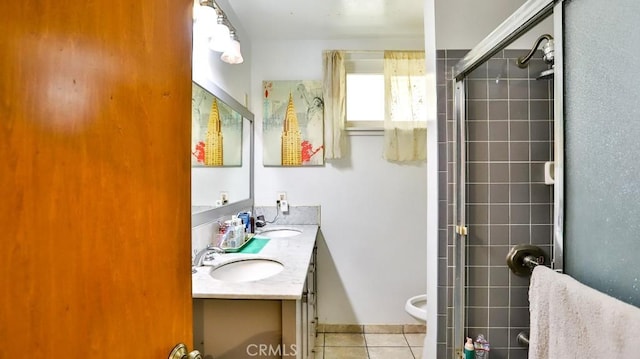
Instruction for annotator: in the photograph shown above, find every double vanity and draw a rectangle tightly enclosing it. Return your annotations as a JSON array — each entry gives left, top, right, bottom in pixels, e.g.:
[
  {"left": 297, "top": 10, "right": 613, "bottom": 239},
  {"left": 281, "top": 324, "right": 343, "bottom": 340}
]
[{"left": 192, "top": 225, "right": 319, "bottom": 359}]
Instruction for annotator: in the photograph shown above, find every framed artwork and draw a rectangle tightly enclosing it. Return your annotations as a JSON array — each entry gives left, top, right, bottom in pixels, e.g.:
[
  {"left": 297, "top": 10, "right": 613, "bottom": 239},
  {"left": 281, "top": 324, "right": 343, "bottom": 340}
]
[
  {"left": 263, "top": 80, "right": 324, "bottom": 166},
  {"left": 192, "top": 81, "right": 243, "bottom": 167}
]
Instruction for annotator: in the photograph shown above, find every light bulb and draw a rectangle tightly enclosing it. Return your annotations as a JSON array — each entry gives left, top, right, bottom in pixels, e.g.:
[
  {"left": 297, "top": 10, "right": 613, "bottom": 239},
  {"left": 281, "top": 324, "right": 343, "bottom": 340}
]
[
  {"left": 208, "top": 15, "right": 231, "bottom": 52},
  {"left": 195, "top": 5, "right": 216, "bottom": 39},
  {"left": 221, "top": 37, "right": 243, "bottom": 64}
]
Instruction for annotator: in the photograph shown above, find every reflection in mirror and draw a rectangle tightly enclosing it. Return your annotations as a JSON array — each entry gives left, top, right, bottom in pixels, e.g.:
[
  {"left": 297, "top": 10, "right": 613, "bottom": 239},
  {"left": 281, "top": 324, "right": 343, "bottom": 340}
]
[
  {"left": 191, "top": 75, "right": 254, "bottom": 226},
  {"left": 192, "top": 117, "right": 251, "bottom": 208},
  {"left": 191, "top": 81, "right": 243, "bottom": 167}
]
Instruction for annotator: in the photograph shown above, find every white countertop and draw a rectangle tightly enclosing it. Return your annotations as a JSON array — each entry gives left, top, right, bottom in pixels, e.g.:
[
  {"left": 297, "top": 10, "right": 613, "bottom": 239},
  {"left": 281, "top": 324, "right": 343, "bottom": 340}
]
[{"left": 191, "top": 224, "right": 318, "bottom": 300}]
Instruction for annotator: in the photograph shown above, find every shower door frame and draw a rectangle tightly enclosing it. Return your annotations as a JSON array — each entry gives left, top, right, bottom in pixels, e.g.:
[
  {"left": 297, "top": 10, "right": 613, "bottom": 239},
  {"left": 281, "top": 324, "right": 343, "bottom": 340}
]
[{"left": 450, "top": 0, "right": 565, "bottom": 357}]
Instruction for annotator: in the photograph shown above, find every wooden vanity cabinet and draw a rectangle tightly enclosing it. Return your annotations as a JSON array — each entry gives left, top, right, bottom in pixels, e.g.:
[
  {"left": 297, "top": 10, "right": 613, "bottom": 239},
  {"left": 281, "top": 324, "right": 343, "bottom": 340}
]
[{"left": 193, "top": 245, "right": 318, "bottom": 359}]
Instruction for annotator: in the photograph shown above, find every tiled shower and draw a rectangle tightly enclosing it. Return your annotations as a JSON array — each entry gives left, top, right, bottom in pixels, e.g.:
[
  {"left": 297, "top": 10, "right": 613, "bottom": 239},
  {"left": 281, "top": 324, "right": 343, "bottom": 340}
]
[{"left": 437, "top": 49, "right": 554, "bottom": 359}]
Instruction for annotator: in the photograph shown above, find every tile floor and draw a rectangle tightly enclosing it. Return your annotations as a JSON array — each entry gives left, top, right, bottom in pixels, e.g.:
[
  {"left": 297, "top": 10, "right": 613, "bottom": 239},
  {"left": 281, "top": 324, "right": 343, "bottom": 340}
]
[{"left": 313, "top": 333, "right": 425, "bottom": 359}]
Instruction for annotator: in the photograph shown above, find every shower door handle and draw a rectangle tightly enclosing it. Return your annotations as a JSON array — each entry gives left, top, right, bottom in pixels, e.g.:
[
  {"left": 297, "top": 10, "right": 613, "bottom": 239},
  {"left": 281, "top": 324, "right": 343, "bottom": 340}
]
[{"left": 455, "top": 225, "right": 468, "bottom": 236}]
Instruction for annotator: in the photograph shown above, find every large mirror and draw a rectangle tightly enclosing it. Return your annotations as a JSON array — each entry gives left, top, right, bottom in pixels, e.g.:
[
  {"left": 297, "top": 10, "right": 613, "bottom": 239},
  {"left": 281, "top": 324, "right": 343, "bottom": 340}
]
[{"left": 191, "top": 74, "right": 254, "bottom": 226}]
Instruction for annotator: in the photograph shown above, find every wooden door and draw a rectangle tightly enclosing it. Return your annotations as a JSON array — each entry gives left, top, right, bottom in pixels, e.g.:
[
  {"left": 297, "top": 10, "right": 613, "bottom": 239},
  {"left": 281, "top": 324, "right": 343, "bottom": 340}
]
[{"left": 0, "top": 0, "right": 194, "bottom": 358}]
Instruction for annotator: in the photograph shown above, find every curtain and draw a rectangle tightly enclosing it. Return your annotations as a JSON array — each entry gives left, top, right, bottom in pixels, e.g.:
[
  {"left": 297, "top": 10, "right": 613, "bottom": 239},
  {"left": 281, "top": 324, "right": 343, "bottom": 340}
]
[
  {"left": 383, "top": 51, "right": 427, "bottom": 161},
  {"left": 322, "top": 50, "right": 346, "bottom": 159}
]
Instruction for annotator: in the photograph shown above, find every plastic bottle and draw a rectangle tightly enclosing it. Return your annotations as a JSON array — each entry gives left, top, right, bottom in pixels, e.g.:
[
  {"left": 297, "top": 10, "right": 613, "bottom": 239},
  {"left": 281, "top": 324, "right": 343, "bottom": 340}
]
[
  {"left": 222, "top": 219, "right": 234, "bottom": 247},
  {"left": 249, "top": 216, "right": 255, "bottom": 233},
  {"left": 234, "top": 218, "right": 245, "bottom": 246},
  {"left": 218, "top": 228, "right": 231, "bottom": 248},
  {"left": 474, "top": 334, "right": 490, "bottom": 359},
  {"left": 237, "top": 211, "right": 251, "bottom": 232},
  {"left": 464, "top": 337, "right": 475, "bottom": 359}
]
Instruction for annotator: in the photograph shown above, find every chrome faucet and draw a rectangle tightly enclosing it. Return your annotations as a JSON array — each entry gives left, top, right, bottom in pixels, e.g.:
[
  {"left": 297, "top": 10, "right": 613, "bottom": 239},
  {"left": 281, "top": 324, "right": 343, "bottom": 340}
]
[{"left": 192, "top": 245, "right": 225, "bottom": 273}]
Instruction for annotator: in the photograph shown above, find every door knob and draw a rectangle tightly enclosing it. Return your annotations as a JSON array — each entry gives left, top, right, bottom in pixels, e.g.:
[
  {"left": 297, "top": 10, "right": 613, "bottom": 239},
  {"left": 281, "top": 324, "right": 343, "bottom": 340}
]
[{"left": 169, "top": 343, "right": 202, "bottom": 359}]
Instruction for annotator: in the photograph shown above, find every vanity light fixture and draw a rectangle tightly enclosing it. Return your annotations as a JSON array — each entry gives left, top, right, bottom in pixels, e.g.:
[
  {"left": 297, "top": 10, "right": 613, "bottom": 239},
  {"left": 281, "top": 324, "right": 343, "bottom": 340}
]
[
  {"left": 220, "top": 31, "right": 244, "bottom": 64},
  {"left": 194, "top": 0, "right": 243, "bottom": 64}
]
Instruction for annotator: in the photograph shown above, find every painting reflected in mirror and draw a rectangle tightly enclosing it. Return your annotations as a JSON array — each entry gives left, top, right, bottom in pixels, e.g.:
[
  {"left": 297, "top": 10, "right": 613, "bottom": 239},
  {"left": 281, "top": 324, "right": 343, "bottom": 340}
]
[{"left": 192, "top": 81, "right": 243, "bottom": 167}]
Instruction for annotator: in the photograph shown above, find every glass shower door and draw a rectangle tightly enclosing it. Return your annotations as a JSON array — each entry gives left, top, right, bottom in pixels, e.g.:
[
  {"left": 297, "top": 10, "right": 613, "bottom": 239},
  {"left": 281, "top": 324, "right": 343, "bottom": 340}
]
[{"left": 563, "top": 0, "right": 640, "bottom": 306}]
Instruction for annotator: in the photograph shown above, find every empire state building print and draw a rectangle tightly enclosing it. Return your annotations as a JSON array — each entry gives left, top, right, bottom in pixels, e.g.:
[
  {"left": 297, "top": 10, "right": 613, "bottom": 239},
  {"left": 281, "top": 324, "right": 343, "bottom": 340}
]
[
  {"left": 280, "top": 94, "right": 302, "bottom": 166},
  {"left": 263, "top": 80, "right": 324, "bottom": 166}
]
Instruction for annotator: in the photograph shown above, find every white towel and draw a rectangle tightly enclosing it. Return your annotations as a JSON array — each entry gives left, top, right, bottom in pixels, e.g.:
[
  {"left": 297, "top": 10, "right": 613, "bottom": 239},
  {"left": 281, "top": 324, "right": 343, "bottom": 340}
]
[{"left": 529, "top": 266, "right": 640, "bottom": 359}]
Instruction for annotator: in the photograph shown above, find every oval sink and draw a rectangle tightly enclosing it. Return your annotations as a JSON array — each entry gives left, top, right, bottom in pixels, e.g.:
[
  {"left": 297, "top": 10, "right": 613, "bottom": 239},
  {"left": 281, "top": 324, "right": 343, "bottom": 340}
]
[
  {"left": 209, "top": 259, "right": 284, "bottom": 282},
  {"left": 257, "top": 228, "right": 302, "bottom": 238}
]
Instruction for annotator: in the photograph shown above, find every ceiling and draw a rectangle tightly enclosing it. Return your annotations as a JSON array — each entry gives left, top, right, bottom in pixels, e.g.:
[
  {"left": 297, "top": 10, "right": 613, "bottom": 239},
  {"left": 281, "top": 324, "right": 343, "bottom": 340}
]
[{"left": 219, "top": 0, "right": 425, "bottom": 41}]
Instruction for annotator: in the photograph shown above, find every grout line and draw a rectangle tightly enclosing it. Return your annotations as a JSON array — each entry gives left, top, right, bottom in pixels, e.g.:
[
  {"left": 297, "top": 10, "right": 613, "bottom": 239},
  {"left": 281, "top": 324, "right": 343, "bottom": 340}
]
[{"left": 362, "top": 333, "right": 370, "bottom": 359}]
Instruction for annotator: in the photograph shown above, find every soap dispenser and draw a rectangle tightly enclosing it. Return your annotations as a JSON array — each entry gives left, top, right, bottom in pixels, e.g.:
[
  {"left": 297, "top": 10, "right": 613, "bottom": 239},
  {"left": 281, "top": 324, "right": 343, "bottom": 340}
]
[{"left": 464, "top": 337, "right": 474, "bottom": 359}]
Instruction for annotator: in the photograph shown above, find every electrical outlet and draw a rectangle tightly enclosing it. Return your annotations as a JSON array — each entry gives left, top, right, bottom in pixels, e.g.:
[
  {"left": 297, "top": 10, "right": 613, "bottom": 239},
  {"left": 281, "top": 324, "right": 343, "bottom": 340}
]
[
  {"left": 220, "top": 192, "right": 229, "bottom": 204},
  {"left": 277, "top": 192, "right": 287, "bottom": 202}
]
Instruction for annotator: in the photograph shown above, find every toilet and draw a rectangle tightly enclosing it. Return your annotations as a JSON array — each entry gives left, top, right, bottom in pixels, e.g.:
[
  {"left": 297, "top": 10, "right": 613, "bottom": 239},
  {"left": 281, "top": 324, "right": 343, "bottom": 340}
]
[{"left": 405, "top": 294, "right": 427, "bottom": 322}]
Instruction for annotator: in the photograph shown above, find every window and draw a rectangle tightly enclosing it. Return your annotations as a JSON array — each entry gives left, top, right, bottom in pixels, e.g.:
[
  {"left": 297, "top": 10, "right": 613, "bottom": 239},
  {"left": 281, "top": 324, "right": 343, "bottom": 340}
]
[
  {"left": 344, "top": 51, "right": 427, "bottom": 132},
  {"left": 324, "top": 50, "right": 427, "bottom": 161},
  {"left": 344, "top": 52, "right": 384, "bottom": 130},
  {"left": 346, "top": 73, "right": 385, "bottom": 129}
]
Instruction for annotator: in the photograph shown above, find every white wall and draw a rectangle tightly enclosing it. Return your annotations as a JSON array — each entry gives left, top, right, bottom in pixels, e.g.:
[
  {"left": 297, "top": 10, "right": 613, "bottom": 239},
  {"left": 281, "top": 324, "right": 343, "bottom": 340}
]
[
  {"left": 251, "top": 38, "right": 427, "bottom": 324},
  {"left": 435, "top": 0, "right": 553, "bottom": 49}
]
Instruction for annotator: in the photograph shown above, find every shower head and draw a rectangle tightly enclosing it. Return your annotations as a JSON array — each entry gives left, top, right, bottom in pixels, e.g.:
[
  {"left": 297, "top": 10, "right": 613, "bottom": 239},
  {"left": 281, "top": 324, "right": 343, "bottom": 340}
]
[{"left": 517, "top": 34, "right": 555, "bottom": 79}]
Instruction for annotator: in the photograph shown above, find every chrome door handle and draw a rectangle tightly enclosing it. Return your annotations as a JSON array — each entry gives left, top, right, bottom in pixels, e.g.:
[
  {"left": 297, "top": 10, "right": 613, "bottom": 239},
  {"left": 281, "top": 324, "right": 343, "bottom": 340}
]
[{"left": 169, "top": 343, "right": 202, "bottom": 359}]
